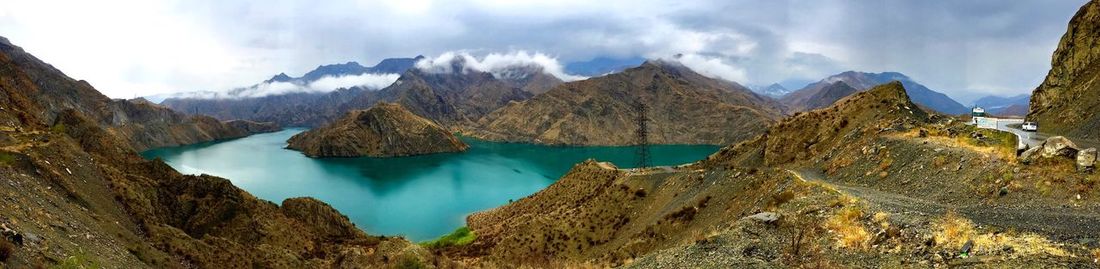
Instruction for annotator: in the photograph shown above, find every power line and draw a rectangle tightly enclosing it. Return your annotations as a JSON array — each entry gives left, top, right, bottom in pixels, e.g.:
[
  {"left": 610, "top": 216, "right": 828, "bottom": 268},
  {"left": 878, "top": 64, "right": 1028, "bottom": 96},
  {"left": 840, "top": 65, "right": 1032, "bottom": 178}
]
[{"left": 635, "top": 102, "right": 650, "bottom": 169}]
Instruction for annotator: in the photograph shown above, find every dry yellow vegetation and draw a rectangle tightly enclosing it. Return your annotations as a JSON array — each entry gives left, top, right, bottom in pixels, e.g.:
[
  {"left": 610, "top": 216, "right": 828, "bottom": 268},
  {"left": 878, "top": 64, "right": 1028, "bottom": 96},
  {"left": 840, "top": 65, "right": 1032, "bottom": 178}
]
[
  {"left": 825, "top": 200, "right": 870, "bottom": 249},
  {"left": 934, "top": 211, "right": 1069, "bottom": 257}
]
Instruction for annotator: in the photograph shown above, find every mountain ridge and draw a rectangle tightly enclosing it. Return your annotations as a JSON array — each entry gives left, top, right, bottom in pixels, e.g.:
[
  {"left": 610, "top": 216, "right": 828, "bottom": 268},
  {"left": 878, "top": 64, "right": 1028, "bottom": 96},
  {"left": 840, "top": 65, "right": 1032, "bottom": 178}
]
[{"left": 781, "top": 71, "right": 968, "bottom": 115}]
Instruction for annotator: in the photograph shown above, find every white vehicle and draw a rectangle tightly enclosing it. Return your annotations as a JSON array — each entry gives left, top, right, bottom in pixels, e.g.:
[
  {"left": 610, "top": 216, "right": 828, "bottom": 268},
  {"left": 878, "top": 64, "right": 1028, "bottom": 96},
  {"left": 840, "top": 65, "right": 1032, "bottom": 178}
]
[{"left": 1022, "top": 122, "right": 1038, "bottom": 132}]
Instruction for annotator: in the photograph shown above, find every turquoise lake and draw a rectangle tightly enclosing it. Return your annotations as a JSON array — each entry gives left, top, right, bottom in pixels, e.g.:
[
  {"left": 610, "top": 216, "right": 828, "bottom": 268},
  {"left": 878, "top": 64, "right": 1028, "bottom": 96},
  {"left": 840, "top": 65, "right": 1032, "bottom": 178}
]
[{"left": 141, "top": 128, "right": 719, "bottom": 241}]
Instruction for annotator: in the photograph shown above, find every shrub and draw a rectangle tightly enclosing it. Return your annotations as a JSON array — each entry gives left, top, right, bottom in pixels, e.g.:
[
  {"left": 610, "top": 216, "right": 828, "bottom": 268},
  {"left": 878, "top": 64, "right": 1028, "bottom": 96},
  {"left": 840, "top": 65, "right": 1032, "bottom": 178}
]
[
  {"left": 50, "top": 123, "right": 66, "bottom": 134},
  {"left": 0, "top": 152, "right": 14, "bottom": 166},
  {"left": 825, "top": 206, "right": 869, "bottom": 249},
  {"left": 933, "top": 211, "right": 975, "bottom": 249},
  {"left": 420, "top": 227, "right": 476, "bottom": 249}
]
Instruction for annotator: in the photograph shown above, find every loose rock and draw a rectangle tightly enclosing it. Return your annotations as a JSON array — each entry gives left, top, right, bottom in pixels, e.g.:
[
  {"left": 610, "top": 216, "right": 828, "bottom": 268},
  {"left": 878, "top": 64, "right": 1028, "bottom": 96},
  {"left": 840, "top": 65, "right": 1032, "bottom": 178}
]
[{"left": 1077, "top": 148, "right": 1097, "bottom": 172}]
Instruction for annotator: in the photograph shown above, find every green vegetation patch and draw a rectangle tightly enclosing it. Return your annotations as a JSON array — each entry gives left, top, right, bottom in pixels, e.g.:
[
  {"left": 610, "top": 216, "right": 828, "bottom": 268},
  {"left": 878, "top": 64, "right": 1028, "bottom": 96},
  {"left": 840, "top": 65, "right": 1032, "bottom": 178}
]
[
  {"left": 419, "top": 226, "right": 476, "bottom": 249},
  {"left": 0, "top": 151, "right": 15, "bottom": 166},
  {"left": 52, "top": 248, "right": 101, "bottom": 269},
  {"left": 50, "top": 123, "right": 66, "bottom": 134}
]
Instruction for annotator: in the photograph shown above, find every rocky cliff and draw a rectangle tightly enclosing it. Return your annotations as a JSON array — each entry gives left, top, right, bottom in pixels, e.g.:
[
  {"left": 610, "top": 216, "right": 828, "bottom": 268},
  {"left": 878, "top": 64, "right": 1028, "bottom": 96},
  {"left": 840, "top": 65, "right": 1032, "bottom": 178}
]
[
  {"left": 470, "top": 60, "right": 782, "bottom": 146},
  {"left": 287, "top": 103, "right": 468, "bottom": 157},
  {"left": 1029, "top": 0, "right": 1100, "bottom": 139}
]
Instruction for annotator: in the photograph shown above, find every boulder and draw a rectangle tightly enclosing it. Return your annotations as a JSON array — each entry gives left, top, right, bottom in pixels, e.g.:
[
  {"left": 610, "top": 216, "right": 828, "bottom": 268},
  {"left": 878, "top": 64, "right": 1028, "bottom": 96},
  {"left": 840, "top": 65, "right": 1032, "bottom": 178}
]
[
  {"left": 1040, "top": 136, "right": 1079, "bottom": 158},
  {"left": 1019, "top": 146, "right": 1042, "bottom": 164},
  {"left": 1078, "top": 148, "right": 1097, "bottom": 172},
  {"left": 743, "top": 212, "right": 779, "bottom": 224}
]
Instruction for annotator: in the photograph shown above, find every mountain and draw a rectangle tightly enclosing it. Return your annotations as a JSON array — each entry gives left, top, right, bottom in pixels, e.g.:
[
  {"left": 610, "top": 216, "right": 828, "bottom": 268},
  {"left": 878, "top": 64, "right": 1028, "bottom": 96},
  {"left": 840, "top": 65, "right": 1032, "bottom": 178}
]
[
  {"left": 564, "top": 56, "right": 646, "bottom": 76},
  {"left": 470, "top": 60, "right": 783, "bottom": 146},
  {"left": 799, "top": 81, "right": 859, "bottom": 111},
  {"left": 751, "top": 83, "right": 792, "bottom": 98},
  {"left": 299, "top": 57, "right": 423, "bottom": 82},
  {"left": 1029, "top": 0, "right": 1100, "bottom": 139},
  {"left": 780, "top": 71, "right": 969, "bottom": 115},
  {"left": 161, "top": 56, "right": 564, "bottom": 128},
  {"left": 493, "top": 65, "right": 564, "bottom": 94},
  {"left": 974, "top": 94, "right": 1030, "bottom": 116},
  {"left": 0, "top": 37, "right": 276, "bottom": 151},
  {"left": 341, "top": 61, "right": 534, "bottom": 128},
  {"left": 160, "top": 56, "right": 422, "bottom": 127},
  {"left": 287, "top": 103, "right": 468, "bottom": 158},
  {"left": 0, "top": 36, "right": 434, "bottom": 267}
]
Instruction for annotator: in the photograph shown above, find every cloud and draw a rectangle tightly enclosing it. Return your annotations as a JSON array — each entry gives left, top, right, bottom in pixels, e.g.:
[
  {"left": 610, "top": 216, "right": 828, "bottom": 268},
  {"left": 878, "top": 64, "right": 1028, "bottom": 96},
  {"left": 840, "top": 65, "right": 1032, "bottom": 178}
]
[
  {"left": 308, "top": 73, "right": 401, "bottom": 92},
  {"left": 415, "top": 51, "right": 586, "bottom": 81},
  {"left": 663, "top": 54, "right": 749, "bottom": 83},
  {"left": 0, "top": 0, "right": 1089, "bottom": 103},
  {"left": 170, "top": 73, "right": 399, "bottom": 99}
]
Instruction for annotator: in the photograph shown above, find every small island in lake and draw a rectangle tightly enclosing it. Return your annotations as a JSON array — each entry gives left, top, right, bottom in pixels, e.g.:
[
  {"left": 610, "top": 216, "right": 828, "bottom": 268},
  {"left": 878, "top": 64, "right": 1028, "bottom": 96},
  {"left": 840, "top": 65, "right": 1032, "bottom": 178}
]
[{"left": 286, "top": 103, "right": 469, "bottom": 157}]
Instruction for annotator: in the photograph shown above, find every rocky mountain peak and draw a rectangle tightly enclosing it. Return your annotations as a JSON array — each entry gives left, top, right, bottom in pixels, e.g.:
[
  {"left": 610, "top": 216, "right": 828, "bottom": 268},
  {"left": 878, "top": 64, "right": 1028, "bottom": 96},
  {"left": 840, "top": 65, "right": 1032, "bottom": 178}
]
[
  {"left": 263, "top": 72, "right": 293, "bottom": 83},
  {"left": 1028, "top": 0, "right": 1100, "bottom": 137}
]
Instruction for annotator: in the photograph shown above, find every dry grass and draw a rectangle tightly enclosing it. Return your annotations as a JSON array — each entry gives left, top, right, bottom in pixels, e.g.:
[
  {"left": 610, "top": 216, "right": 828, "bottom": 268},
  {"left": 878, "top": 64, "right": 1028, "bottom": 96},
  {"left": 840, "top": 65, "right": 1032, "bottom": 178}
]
[
  {"left": 933, "top": 211, "right": 975, "bottom": 249},
  {"left": 1092, "top": 248, "right": 1100, "bottom": 263},
  {"left": 892, "top": 128, "right": 1016, "bottom": 161},
  {"left": 934, "top": 212, "right": 1068, "bottom": 257},
  {"left": 825, "top": 206, "right": 870, "bottom": 249}
]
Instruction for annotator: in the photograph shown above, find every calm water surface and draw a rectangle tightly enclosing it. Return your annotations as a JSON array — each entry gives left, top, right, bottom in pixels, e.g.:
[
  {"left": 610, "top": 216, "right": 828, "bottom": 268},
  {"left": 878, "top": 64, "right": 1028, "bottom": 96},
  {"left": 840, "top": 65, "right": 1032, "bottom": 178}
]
[{"left": 142, "top": 128, "right": 718, "bottom": 241}]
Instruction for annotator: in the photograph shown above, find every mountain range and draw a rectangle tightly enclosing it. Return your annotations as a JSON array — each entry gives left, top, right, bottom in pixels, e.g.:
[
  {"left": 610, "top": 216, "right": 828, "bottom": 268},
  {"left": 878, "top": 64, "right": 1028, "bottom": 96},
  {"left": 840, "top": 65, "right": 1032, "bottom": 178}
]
[
  {"left": 974, "top": 94, "right": 1030, "bottom": 116},
  {"left": 471, "top": 60, "right": 783, "bottom": 145},
  {"left": 563, "top": 56, "right": 646, "bottom": 77},
  {"left": 780, "top": 71, "right": 970, "bottom": 115},
  {"left": 749, "top": 83, "right": 793, "bottom": 98}
]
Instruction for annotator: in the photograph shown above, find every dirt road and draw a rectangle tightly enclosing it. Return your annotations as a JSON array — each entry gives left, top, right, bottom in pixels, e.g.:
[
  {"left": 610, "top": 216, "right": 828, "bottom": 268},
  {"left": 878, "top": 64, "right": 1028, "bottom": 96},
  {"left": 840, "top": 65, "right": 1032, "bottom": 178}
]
[{"left": 791, "top": 169, "right": 1100, "bottom": 239}]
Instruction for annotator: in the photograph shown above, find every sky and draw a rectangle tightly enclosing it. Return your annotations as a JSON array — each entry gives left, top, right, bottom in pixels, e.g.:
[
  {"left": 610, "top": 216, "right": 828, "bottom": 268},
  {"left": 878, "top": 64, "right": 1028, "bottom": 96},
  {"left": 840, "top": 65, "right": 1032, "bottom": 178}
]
[{"left": 0, "top": 0, "right": 1088, "bottom": 103}]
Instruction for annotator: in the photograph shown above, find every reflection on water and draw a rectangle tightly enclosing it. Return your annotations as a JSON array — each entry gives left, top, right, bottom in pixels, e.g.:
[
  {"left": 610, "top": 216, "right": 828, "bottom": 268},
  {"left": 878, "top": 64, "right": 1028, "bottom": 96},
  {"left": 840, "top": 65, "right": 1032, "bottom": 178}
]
[{"left": 142, "top": 128, "right": 718, "bottom": 241}]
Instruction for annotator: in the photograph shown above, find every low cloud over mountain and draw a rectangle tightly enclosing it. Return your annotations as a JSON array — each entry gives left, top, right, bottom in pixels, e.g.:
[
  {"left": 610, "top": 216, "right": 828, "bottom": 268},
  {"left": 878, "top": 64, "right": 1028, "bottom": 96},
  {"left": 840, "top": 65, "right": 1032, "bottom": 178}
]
[{"left": 415, "top": 51, "right": 586, "bottom": 82}]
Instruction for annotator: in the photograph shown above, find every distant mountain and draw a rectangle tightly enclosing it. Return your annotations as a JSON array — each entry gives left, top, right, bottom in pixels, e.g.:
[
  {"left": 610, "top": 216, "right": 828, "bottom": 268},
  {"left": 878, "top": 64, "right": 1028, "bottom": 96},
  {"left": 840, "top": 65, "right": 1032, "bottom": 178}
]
[
  {"left": 973, "top": 94, "right": 1030, "bottom": 116},
  {"left": 300, "top": 56, "right": 423, "bottom": 82},
  {"left": 492, "top": 64, "right": 564, "bottom": 94},
  {"left": 160, "top": 56, "right": 422, "bottom": 127},
  {"left": 780, "top": 71, "right": 969, "bottom": 115},
  {"left": 564, "top": 56, "right": 646, "bottom": 77},
  {"left": 471, "top": 60, "right": 783, "bottom": 145},
  {"left": 800, "top": 81, "right": 859, "bottom": 111},
  {"left": 162, "top": 55, "right": 573, "bottom": 128},
  {"left": 751, "top": 83, "right": 792, "bottom": 98},
  {"left": 341, "top": 58, "right": 534, "bottom": 128},
  {"left": 1030, "top": 0, "right": 1100, "bottom": 138}
]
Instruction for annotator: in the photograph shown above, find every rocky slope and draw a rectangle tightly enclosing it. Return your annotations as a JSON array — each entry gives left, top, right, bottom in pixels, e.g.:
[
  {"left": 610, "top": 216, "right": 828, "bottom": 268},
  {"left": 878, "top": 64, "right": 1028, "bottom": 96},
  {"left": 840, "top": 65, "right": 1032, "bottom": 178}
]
[
  {"left": 0, "top": 37, "right": 274, "bottom": 151},
  {"left": 781, "top": 71, "right": 969, "bottom": 115},
  {"left": 0, "top": 37, "right": 441, "bottom": 268},
  {"left": 287, "top": 103, "right": 468, "bottom": 158},
  {"left": 470, "top": 60, "right": 783, "bottom": 146},
  {"left": 441, "top": 81, "right": 1100, "bottom": 267},
  {"left": 1029, "top": 0, "right": 1100, "bottom": 139}
]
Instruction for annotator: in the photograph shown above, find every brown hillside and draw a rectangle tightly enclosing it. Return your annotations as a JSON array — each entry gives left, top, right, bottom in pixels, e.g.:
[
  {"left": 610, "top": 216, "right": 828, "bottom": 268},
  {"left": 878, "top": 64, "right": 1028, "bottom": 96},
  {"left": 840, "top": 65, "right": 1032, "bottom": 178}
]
[
  {"left": 287, "top": 103, "right": 468, "bottom": 158},
  {"left": 471, "top": 60, "right": 782, "bottom": 146}
]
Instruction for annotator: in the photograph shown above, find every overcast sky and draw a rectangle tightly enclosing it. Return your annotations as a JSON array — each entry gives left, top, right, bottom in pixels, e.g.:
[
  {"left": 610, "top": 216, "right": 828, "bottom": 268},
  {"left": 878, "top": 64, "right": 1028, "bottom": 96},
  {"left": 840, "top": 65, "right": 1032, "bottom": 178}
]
[{"left": 0, "top": 0, "right": 1088, "bottom": 103}]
